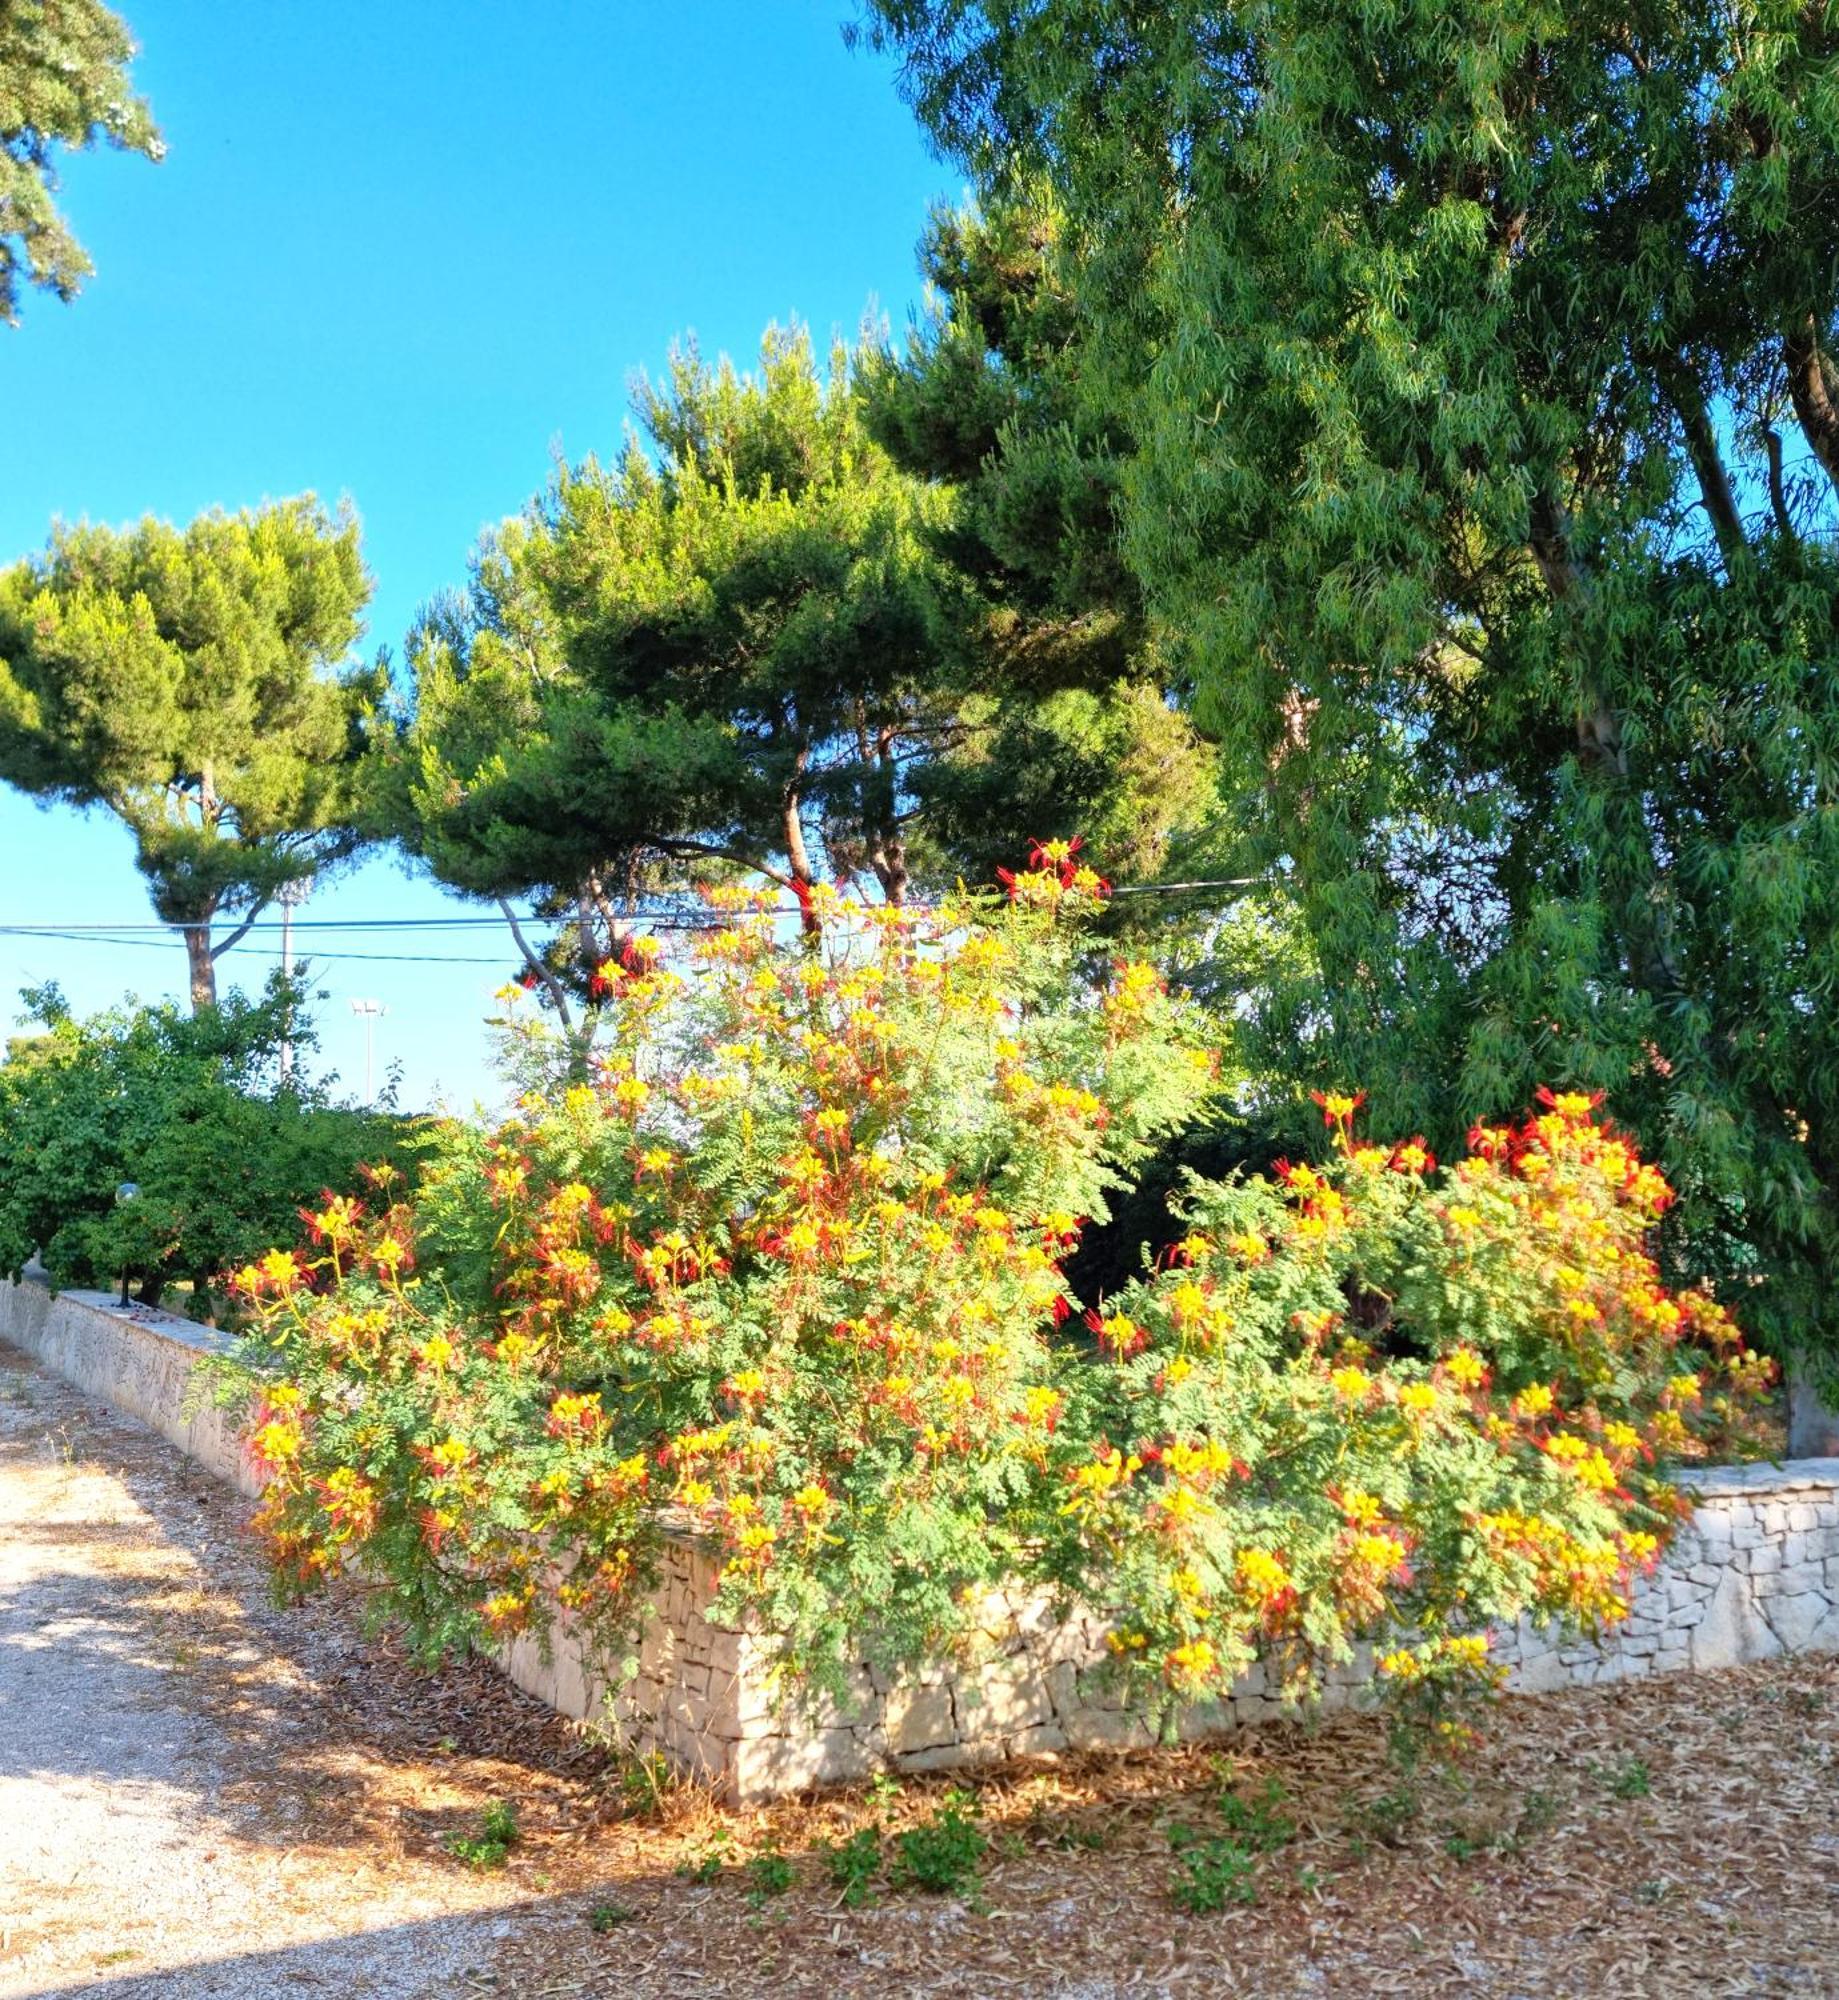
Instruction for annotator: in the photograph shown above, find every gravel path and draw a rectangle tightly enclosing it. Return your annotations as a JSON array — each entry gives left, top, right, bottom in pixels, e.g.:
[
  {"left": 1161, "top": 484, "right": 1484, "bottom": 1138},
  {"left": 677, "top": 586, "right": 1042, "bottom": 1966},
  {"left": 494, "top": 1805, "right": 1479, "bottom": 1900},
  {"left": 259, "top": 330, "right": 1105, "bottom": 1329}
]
[{"left": 0, "top": 1342, "right": 575, "bottom": 2000}]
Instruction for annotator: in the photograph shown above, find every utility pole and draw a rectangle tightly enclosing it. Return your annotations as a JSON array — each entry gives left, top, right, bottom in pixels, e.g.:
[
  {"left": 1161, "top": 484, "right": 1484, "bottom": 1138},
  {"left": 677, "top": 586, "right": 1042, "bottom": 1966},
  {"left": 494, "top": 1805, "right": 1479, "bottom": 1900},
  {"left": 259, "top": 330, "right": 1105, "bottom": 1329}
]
[
  {"left": 349, "top": 997, "right": 385, "bottom": 1105},
  {"left": 277, "top": 875, "right": 312, "bottom": 1087}
]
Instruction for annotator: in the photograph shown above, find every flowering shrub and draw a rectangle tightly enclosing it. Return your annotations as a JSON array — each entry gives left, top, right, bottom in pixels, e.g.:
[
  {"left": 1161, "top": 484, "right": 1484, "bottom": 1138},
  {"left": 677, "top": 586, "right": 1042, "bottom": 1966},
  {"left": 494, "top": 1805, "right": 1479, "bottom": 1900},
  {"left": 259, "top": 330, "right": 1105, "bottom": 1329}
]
[
  {"left": 221, "top": 854, "right": 1775, "bottom": 1726},
  {"left": 1041, "top": 1088, "right": 1775, "bottom": 1714},
  {"left": 222, "top": 848, "right": 1216, "bottom": 1674}
]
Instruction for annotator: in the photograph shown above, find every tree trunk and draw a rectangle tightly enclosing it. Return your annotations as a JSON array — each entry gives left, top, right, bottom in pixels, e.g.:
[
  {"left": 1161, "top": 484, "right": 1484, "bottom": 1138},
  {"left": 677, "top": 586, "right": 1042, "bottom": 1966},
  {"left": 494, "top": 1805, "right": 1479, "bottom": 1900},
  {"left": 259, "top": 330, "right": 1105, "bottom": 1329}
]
[
  {"left": 1787, "top": 1358, "right": 1839, "bottom": 1460},
  {"left": 183, "top": 922, "right": 217, "bottom": 1011},
  {"left": 1784, "top": 316, "right": 1839, "bottom": 499}
]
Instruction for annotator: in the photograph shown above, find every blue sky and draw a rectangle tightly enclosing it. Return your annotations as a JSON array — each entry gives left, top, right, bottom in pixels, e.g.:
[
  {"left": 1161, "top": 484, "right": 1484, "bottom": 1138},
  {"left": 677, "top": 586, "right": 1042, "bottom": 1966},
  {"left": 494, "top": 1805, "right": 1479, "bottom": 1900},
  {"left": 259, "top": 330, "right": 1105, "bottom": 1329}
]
[{"left": 1, "top": 0, "right": 949, "bottom": 1109}]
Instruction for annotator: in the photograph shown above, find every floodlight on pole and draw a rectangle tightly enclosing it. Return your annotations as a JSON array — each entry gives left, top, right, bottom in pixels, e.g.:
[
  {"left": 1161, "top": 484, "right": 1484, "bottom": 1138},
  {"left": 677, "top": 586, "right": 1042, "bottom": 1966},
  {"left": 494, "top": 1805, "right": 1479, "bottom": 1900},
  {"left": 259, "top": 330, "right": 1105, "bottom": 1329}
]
[{"left": 349, "top": 996, "right": 386, "bottom": 1104}]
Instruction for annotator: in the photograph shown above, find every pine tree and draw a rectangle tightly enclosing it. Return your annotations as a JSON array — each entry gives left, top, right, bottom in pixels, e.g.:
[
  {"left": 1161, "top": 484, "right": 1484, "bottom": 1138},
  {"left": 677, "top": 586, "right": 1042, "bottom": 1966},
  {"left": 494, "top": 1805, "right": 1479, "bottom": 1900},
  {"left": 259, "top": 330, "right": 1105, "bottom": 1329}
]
[
  {"left": 0, "top": 0, "right": 162, "bottom": 324},
  {"left": 393, "top": 320, "right": 1221, "bottom": 990},
  {"left": 0, "top": 500, "right": 382, "bottom": 1008}
]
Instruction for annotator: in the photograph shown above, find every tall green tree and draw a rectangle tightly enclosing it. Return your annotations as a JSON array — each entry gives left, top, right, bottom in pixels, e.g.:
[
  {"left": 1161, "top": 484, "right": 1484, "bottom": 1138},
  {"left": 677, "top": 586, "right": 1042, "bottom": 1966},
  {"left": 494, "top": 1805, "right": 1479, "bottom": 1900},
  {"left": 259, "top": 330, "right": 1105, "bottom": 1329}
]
[
  {"left": 1, "top": 0, "right": 161, "bottom": 324},
  {"left": 0, "top": 500, "right": 382, "bottom": 1008},
  {"left": 862, "top": 192, "right": 1227, "bottom": 908},
  {"left": 395, "top": 321, "right": 1220, "bottom": 1008},
  {"left": 862, "top": 3, "right": 1839, "bottom": 1389}
]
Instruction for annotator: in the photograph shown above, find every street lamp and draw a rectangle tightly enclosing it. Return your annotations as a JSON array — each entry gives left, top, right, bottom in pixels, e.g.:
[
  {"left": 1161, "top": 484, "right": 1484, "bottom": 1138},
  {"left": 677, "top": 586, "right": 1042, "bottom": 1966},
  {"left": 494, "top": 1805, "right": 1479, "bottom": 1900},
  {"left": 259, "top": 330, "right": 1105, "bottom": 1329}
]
[{"left": 349, "top": 997, "right": 386, "bottom": 1105}]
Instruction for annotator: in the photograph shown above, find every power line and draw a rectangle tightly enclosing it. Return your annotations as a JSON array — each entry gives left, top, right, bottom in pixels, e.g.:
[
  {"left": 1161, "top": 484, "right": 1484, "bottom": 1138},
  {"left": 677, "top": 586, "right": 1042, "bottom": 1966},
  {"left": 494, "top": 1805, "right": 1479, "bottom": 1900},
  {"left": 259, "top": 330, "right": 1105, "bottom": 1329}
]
[{"left": 0, "top": 877, "right": 1266, "bottom": 937}]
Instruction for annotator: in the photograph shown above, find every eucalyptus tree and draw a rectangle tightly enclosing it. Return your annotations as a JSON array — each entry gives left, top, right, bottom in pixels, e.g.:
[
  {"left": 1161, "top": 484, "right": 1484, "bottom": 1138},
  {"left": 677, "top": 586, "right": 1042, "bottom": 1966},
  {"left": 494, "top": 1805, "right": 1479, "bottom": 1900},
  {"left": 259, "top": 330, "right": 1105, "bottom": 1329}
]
[
  {"left": 861, "top": 2, "right": 1839, "bottom": 1387},
  {"left": 0, "top": 500, "right": 382, "bottom": 1008}
]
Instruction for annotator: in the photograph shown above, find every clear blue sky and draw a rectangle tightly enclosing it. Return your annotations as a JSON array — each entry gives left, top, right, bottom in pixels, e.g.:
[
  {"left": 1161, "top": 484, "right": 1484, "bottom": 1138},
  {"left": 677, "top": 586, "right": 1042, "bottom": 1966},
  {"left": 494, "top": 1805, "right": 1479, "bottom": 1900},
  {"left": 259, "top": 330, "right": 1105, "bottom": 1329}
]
[{"left": 1, "top": 0, "right": 950, "bottom": 1109}]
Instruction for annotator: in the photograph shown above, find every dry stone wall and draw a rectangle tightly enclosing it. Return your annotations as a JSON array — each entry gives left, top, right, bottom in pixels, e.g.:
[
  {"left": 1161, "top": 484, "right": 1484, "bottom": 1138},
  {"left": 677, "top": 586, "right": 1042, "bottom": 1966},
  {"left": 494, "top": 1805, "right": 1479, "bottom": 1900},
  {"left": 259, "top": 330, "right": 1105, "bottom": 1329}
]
[{"left": 5, "top": 1278, "right": 1837, "bottom": 1804}]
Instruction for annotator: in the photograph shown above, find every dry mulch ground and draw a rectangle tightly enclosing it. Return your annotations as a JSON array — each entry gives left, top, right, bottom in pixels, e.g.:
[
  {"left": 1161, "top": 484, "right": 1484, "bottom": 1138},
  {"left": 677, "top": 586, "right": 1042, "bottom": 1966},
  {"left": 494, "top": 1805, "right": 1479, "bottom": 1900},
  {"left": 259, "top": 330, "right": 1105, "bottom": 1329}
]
[{"left": 1, "top": 1338, "right": 1835, "bottom": 1999}]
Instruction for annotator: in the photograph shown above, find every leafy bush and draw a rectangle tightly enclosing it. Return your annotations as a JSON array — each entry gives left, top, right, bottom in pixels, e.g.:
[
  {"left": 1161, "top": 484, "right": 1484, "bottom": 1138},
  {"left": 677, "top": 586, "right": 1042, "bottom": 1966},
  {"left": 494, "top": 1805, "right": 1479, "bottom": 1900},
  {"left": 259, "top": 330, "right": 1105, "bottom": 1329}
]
[
  {"left": 0, "top": 978, "right": 405, "bottom": 1317},
  {"left": 220, "top": 851, "right": 1773, "bottom": 1725}
]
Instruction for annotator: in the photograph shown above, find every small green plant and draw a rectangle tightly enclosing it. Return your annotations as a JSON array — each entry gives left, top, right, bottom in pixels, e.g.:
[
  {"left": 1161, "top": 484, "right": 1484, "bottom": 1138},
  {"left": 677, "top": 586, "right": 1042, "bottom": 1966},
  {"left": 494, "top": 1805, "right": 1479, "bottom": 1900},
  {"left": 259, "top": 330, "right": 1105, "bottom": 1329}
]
[
  {"left": 1608, "top": 1757, "right": 1651, "bottom": 1800},
  {"left": 615, "top": 1750, "right": 674, "bottom": 1819},
  {"left": 821, "top": 1824, "right": 883, "bottom": 1908},
  {"left": 890, "top": 1790, "right": 988, "bottom": 1898},
  {"left": 1054, "top": 1820, "right": 1110, "bottom": 1853},
  {"left": 745, "top": 1847, "right": 795, "bottom": 1906},
  {"left": 1636, "top": 1877, "right": 1675, "bottom": 1905},
  {"left": 444, "top": 1800, "right": 520, "bottom": 1870},
  {"left": 1216, "top": 1774, "right": 1295, "bottom": 1851},
  {"left": 1168, "top": 1827, "right": 1258, "bottom": 1913},
  {"left": 588, "top": 1901, "right": 636, "bottom": 1933},
  {"left": 1444, "top": 1831, "right": 1491, "bottom": 1862},
  {"left": 678, "top": 1845, "right": 727, "bottom": 1886},
  {"left": 1356, "top": 1789, "right": 1419, "bottom": 1848}
]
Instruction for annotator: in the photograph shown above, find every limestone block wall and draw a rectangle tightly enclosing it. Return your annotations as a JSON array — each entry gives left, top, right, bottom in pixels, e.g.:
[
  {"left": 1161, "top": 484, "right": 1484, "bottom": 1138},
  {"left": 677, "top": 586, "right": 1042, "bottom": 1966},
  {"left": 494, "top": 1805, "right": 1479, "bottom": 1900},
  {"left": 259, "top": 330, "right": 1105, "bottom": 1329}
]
[{"left": 5, "top": 1277, "right": 1837, "bottom": 1804}]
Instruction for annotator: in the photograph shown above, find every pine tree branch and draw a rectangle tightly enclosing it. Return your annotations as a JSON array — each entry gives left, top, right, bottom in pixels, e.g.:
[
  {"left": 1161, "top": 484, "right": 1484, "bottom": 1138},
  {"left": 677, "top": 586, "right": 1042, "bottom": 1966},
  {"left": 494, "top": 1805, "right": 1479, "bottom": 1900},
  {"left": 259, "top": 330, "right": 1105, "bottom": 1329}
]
[{"left": 497, "top": 898, "right": 575, "bottom": 1034}]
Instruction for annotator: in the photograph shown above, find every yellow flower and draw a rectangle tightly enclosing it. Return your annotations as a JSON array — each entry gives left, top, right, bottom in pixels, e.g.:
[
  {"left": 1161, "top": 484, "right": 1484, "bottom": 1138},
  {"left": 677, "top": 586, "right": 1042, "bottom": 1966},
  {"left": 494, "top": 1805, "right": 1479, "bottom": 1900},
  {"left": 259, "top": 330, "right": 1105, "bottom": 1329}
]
[
  {"left": 1397, "top": 1381, "right": 1439, "bottom": 1418},
  {"left": 261, "top": 1247, "right": 302, "bottom": 1290},
  {"left": 1515, "top": 1383, "right": 1555, "bottom": 1419},
  {"left": 1352, "top": 1532, "right": 1405, "bottom": 1574},
  {"left": 1330, "top": 1366, "right": 1370, "bottom": 1403},
  {"left": 1236, "top": 1547, "right": 1292, "bottom": 1602},
  {"left": 1165, "top": 1638, "right": 1218, "bottom": 1684},
  {"left": 1444, "top": 1347, "right": 1486, "bottom": 1389},
  {"left": 1667, "top": 1373, "right": 1702, "bottom": 1403}
]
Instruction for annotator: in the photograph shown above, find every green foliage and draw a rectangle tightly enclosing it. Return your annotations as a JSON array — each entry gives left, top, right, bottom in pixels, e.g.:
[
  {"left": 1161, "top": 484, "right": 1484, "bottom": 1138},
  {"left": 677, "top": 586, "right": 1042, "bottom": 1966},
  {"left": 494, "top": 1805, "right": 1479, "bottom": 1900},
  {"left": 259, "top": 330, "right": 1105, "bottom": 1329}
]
[
  {"left": 0, "top": 0, "right": 161, "bottom": 324},
  {"left": 888, "top": 1790, "right": 988, "bottom": 1897},
  {"left": 0, "top": 977, "right": 404, "bottom": 1314},
  {"left": 391, "top": 311, "right": 1224, "bottom": 1016},
  {"left": 0, "top": 501, "right": 383, "bottom": 1008},
  {"left": 587, "top": 1901, "right": 636, "bottom": 1933},
  {"left": 743, "top": 1847, "right": 795, "bottom": 1905},
  {"left": 1166, "top": 1827, "right": 1259, "bottom": 1914},
  {"left": 861, "top": 0, "right": 1839, "bottom": 1380},
  {"left": 1605, "top": 1756, "right": 1652, "bottom": 1800},
  {"left": 444, "top": 1799, "right": 519, "bottom": 1869},
  {"left": 820, "top": 1825, "right": 884, "bottom": 1907},
  {"left": 1213, "top": 1774, "right": 1294, "bottom": 1854}
]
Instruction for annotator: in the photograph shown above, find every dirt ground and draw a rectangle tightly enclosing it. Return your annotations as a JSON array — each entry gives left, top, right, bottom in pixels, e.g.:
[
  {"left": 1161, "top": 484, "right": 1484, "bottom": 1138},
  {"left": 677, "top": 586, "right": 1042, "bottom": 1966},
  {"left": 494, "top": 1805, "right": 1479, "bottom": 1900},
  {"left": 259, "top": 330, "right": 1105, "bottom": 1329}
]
[{"left": 2, "top": 1337, "right": 1836, "bottom": 2000}]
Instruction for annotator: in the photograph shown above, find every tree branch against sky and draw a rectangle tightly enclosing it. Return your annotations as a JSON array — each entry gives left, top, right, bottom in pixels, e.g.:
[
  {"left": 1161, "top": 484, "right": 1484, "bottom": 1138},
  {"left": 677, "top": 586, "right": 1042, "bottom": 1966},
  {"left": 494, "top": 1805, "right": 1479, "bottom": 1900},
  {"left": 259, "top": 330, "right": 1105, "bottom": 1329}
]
[{"left": 0, "top": 0, "right": 161, "bottom": 325}]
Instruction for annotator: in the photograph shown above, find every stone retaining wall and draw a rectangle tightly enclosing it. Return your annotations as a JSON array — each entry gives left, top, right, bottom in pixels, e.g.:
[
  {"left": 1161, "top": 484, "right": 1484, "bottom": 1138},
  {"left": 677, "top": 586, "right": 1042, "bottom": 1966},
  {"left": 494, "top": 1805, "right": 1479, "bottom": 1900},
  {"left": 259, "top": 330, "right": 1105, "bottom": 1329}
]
[{"left": 5, "top": 1276, "right": 1837, "bottom": 1803}]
